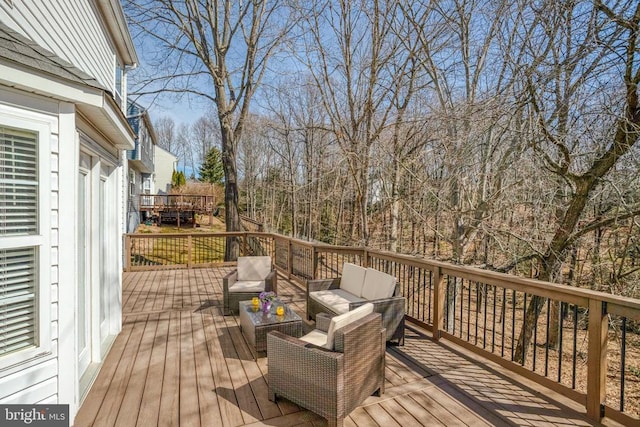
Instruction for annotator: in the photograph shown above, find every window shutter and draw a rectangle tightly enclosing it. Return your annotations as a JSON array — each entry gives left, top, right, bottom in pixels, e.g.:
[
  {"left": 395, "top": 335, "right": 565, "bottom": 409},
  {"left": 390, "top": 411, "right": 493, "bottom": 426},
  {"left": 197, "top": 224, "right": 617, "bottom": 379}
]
[
  {"left": 0, "top": 126, "right": 38, "bottom": 236},
  {"left": 0, "top": 248, "right": 37, "bottom": 356}
]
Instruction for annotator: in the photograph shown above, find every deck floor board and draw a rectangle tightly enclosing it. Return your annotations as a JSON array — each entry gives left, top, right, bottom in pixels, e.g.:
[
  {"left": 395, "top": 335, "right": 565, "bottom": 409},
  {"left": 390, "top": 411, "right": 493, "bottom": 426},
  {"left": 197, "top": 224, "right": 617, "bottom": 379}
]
[{"left": 76, "top": 267, "right": 603, "bottom": 427}]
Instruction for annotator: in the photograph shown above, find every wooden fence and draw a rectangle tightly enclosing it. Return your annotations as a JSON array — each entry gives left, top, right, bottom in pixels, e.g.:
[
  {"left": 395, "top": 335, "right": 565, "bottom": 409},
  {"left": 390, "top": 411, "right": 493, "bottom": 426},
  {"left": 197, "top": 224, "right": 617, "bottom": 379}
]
[{"left": 123, "top": 232, "right": 640, "bottom": 425}]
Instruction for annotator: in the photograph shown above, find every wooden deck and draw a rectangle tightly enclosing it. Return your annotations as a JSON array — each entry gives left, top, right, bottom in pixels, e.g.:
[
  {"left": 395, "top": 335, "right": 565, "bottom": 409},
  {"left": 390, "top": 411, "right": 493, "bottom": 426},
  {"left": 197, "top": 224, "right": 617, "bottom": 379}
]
[{"left": 75, "top": 268, "right": 607, "bottom": 426}]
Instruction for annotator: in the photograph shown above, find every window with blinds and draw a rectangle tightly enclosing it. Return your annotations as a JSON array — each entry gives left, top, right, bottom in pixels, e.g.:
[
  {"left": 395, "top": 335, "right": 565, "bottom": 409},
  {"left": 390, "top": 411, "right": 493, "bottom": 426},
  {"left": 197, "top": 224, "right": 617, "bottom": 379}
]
[
  {"left": 1, "top": 125, "right": 39, "bottom": 357},
  {"left": 1, "top": 126, "right": 38, "bottom": 236},
  {"left": 0, "top": 248, "right": 37, "bottom": 356}
]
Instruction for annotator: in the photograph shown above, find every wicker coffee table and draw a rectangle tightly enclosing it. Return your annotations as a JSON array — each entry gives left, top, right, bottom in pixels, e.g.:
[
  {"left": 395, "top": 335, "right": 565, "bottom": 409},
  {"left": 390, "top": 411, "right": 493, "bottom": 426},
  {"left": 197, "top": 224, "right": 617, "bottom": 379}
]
[{"left": 239, "top": 300, "right": 303, "bottom": 359}]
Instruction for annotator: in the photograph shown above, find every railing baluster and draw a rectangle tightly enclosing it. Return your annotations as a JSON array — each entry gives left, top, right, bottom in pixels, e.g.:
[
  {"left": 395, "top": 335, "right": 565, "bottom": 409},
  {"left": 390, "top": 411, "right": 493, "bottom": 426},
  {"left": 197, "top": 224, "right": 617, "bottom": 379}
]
[
  {"left": 475, "top": 282, "right": 479, "bottom": 345},
  {"left": 533, "top": 296, "right": 538, "bottom": 372},
  {"left": 428, "top": 270, "right": 432, "bottom": 324},
  {"left": 459, "top": 278, "right": 464, "bottom": 339},
  {"left": 511, "top": 289, "right": 516, "bottom": 361},
  {"left": 558, "top": 302, "right": 565, "bottom": 383},
  {"left": 545, "top": 298, "right": 551, "bottom": 377},
  {"left": 445, "top": 276, "right": 450, "bottom": 333},
  {"left": 416, "top": 266, "right": 421, "bottom": 321},
  {"left": 621, "top": 316, "right": 627, "bottom": 412},
  {"left": 467, "top": 279, "right": 471, "bottom": 342},
  {"left": 501, "top": 287, "right": 506, "bottom": 358},
  {"left": 483, "top": 283, "right": 488, "bottom": 350},
  {"left": 572, "top": 304, "right": 578, "bottom": 389},
  {"left": 492, "top": 285, "right": 497, "bottom": 354},
  {"left": 453, "top": 277, "right": 458, "bottom": 335},
  {"left": 522, "top": 293, "right": 527, "bottom": 366}
]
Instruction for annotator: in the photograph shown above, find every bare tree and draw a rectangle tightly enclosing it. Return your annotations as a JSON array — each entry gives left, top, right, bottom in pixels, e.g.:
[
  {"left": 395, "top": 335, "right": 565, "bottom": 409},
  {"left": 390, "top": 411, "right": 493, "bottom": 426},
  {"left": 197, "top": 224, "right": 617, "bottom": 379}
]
[
  {"left": 125, "top": 0, "right": 293, "bottom": 259},
  {"left": 154, "top": 116, "right": 176, "bottom": 153},
  {"left": 512, "top": 0, "right": 640, "bottom": 363},
  {"left": 402, "top": 0, "right": 524, "bottom": 264},
  {"left": 175, "top": 123, "right": 195, "bottom": 177},
  {"left": 191, "top": 113, "right": 220, "bottom": 166},
  {"left": 238, "top": 114, "right": 272, "bottom": 222},
  {"left": 296, "top": 0, "right": 414, "bottom": 245}
]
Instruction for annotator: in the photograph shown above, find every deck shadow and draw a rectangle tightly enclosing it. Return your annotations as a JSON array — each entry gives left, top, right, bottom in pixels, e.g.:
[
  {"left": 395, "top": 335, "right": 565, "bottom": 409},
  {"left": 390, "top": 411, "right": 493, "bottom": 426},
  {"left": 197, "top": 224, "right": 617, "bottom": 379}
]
[
  {"left": 398, "top": 324, "right": 599, "bottom": 426},
  {"left": 216, "top": 324, "right": 256, "bottom": 361},
  {"left": 194, "top": 299, "right": 217, "bottom": 312}
]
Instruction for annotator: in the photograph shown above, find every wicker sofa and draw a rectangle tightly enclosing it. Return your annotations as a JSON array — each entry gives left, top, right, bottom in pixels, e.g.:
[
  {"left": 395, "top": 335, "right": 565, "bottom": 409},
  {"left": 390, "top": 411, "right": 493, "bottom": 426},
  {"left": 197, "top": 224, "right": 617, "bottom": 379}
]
[
  {"left": 267, "top": 303, "right": 385, "bottom": 427},
  {"left": 223, "top": 256, "right": 277, "bottom": 315},
  {"left": 306, "top": 263, "right": 405, "bottom": 344}
]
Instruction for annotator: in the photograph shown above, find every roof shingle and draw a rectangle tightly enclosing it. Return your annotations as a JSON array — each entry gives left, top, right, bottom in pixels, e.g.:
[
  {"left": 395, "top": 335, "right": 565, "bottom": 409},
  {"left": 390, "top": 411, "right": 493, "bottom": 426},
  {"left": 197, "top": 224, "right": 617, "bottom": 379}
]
[{"left": 0, "top": 21, "right": 106, "bottom": 91}]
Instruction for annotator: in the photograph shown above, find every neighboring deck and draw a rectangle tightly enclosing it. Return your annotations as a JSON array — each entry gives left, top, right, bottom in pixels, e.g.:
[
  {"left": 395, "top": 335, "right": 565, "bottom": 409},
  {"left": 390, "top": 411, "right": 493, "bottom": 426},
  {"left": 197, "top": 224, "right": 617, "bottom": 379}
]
[{"left": 75, "top": 268, "right": 607, "bottom": 427}]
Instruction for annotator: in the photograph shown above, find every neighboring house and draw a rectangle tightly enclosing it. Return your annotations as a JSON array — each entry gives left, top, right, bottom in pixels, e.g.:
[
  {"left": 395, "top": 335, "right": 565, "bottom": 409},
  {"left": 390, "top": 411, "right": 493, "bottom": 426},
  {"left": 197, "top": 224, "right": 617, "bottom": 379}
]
[
  {"left": 154, "top": 145, "right": 178, "bottom": 194},
  {"left": 126, "top": 100, "right": 156, "bottom": 232},
  {"left": 0, "top": 1, "right": 137, "bottom": 423}
]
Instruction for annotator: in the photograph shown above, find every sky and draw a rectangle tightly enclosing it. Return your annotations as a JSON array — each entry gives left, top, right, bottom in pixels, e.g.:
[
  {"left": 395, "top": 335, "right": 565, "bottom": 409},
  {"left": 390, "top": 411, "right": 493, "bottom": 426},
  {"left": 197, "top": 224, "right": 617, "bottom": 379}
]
[{"left": 128, "top": 78, "right": 210, "bottom": 127}]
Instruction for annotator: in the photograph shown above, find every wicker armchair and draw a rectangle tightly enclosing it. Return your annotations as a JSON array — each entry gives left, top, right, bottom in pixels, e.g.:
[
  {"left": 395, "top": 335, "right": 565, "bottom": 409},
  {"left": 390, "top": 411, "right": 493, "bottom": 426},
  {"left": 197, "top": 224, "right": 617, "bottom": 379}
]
[
  {"left": 267, "top": 310, "right": 385, "bottom": 427},
  {"left": 306, "top": 266, "right": 405, "bottom": 345},
  {"left": 223, "top": 256, "right": 277, "bottom": 315}
]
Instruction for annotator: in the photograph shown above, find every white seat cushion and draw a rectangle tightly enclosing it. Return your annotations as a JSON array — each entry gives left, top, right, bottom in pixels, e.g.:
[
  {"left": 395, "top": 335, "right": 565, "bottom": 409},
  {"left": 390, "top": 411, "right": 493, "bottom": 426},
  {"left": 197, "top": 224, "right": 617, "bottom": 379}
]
[
  {"left": 228, "top": 280, "right": 265, "bottom": 293},
  {"left": 339, "top": 263, "right": 367, "bottom": 297},
  {"left": 309, "top": 289, "right": 367, "bottom": 314},
  {"left": 237, "top": 256, "right": 272, "bottom": 281},
  {"left": 361, "top": 268, "right": 396, "bottom": 300},
  {"left": 325, "top": 303, "right": 374, "bottom": 350},
  {"left": 299, "top": 329, "right": 328, "bottom": 347}
]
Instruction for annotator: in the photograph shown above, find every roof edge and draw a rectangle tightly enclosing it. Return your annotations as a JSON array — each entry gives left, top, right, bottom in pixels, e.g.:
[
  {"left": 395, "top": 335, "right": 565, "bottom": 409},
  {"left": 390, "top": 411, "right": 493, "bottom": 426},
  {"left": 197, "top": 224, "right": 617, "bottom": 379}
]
[{"left": 97, "top": 0, "right": 139, "bottom": 67}]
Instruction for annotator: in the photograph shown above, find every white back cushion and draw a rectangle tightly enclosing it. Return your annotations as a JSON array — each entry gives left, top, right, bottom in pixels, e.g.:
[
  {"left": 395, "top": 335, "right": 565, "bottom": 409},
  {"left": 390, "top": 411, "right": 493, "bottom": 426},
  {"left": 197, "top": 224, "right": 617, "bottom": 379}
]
[
  {"left": 339, "top": 263, "right": 367, "bottom": 297},
  {"left": 361, "top": 268, "right": 396, "bottom": 300},
  {"left": 325, "top": 303, "right": 374, "bottom": 350},
  {"left": 237, "top": 256, "right": 272, "bottom": 281}
]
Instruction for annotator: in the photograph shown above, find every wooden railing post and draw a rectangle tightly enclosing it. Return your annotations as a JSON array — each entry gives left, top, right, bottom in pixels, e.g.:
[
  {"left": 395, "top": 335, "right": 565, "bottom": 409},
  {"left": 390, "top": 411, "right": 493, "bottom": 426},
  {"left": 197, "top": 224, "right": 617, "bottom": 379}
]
[
  {"left": 187, "top": 235, "right": 193, "bottom": 268},
  {"left": 363, "top": 249, "right": 369, "bottom": 267},
  {"left": 587, "top": 298, "right": 608, "bottom": 421},
  {"left": 432, "top": 266, "right": 445, "bottom": 341},
  {"left": 288, "top": 239, "right": 293, "bottom": 278},
  {"left": 124, "top": 234, "right": 131, "bottom": 272},
  {"left": 242, "top": 233, "right": 248, "bottom": 256},
  {"left": 312, "top": 246, "right": 319, "bottom": 280}
]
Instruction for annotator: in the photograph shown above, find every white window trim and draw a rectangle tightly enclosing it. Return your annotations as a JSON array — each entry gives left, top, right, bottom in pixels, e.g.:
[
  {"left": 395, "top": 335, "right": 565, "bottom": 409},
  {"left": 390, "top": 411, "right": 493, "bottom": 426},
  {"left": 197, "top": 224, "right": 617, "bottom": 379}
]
[{"left": 0, "top": 109, "right": 52, "bottom": 370}]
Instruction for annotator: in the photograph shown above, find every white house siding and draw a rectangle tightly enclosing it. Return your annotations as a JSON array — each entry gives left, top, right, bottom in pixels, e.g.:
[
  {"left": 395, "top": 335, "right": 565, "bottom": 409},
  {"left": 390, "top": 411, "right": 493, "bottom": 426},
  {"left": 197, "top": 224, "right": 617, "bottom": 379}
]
[
  {"left": 0, "top": 0, "right": 115, "bottom": 92},
  {"left": 0, "top": 96, "right": 125, "bottom": 419},
  {"left": 0, "top": 89, "right": 59, "bottom": 407},
  {"left": 154, "top": 145, "right": 178, "bottom": 194},
  {"left": 1, "top": 1, "right": 136, "bottom": 421}
]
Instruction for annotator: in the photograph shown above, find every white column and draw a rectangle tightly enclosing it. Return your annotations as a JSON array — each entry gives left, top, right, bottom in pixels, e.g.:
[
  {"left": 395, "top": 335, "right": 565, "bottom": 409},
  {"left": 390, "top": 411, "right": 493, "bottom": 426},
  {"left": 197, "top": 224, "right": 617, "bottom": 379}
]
[{"left": 56, "top": 102, "right": 79, "bottom": 421}]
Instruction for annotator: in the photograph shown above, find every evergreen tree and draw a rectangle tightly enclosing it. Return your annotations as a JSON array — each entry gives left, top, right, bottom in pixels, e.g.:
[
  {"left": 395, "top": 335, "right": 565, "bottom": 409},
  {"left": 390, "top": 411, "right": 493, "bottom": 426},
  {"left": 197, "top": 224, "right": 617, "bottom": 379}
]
[
  {"left": 171, "top": 170, "right": 186, "bottom": 188},
  {"left": 199, "top": 147, "right": 224, "bottom": 185}
]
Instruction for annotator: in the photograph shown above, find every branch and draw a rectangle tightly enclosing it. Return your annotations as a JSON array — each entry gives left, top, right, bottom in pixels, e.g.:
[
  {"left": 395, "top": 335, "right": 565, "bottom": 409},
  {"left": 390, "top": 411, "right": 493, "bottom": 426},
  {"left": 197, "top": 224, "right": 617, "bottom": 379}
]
[
  {"left": 525, "top": 76, "right": 573, "bottom": 178},
  {"left": 492, "top": 253, "right": 543, "bottom": 274},
  {"left": 565, "top": 208, "right": 640, "bottom": 248}
]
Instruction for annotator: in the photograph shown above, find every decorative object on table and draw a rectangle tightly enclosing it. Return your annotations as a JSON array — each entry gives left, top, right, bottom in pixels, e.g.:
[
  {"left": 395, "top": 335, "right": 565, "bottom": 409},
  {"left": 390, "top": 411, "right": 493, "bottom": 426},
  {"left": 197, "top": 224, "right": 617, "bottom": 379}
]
[
  {"left": 238, "top": 300, "right": 303, "bottom": 359},
  {"left": 275, "top": 304, "right": 285, "bottom": 316},
  {"left": 259, "top": 291, "right": 276, "bottom": 313}
]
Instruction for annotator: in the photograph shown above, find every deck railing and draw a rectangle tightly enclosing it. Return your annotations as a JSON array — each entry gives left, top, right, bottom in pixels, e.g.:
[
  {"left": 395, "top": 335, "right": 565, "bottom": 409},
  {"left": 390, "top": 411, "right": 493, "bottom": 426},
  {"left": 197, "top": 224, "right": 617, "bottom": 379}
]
[
  {"left": 138, "top": 194, "right": 216, "bottom": 211},
  {"left": 123, "top": 231, "right": 640, "bottom": 425}
]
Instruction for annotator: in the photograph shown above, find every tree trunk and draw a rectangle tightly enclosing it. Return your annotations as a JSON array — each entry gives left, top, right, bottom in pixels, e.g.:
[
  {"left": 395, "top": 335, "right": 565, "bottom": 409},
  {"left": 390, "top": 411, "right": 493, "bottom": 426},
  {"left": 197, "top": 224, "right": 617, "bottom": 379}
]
[
  {"left": 390, "top": 159, "right": 401, "bottom": 252},
  {"left": 221, "top": 123, "right": 240, "bottom": 261}
]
